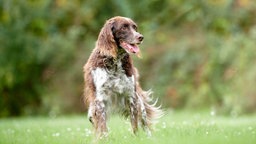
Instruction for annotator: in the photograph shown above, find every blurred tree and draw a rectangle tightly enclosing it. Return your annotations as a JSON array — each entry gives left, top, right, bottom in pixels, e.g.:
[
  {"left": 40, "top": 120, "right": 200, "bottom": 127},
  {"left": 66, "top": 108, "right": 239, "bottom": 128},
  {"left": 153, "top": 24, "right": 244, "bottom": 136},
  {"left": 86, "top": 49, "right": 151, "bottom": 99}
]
[
  {"left": 0, "top": 0, "right": 49, "bottom": 116},
  {"left": 0, "top": 0, "right": 256, "bottom": 117},
  {"left": 0, "top": 0, "right": 82, "bottom": 116}
]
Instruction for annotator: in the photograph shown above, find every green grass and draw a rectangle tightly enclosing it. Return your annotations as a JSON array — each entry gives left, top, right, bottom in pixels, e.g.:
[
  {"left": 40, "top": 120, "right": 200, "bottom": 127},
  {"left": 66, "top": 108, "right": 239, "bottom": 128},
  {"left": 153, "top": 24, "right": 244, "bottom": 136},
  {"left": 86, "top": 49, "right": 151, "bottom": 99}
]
[{"left": 0, "top": 111, "right": 255, "bottom": 144}]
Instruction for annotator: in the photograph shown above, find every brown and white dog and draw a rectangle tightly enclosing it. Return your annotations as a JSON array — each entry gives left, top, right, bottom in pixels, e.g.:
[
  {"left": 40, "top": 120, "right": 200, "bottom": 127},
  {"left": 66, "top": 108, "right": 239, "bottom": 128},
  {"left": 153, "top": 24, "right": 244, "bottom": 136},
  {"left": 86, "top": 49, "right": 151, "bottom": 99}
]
[{"left": 83, "top": 16, "right": 162, "bottom": 137}]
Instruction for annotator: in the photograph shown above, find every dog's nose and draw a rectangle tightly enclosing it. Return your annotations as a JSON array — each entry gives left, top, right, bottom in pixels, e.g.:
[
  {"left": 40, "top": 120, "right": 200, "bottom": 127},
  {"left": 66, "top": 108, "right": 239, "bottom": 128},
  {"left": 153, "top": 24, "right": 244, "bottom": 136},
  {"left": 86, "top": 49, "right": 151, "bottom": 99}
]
[{"left": 138, "top": 35, "right": 144, "bottom": 41}]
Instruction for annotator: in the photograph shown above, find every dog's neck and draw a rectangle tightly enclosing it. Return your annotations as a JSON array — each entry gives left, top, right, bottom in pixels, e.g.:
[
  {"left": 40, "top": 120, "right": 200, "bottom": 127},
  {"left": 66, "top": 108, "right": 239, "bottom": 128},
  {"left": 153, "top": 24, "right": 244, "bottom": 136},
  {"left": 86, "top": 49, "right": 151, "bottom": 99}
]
[
  {"left": 102, "top": 49, "right": 127, "bottom": 68},
  {"left": 98, "top": 47, "right": 133, "bottom": 77},
  {"left": 117, "top": 47, "right": 128, "bottom": 58}
]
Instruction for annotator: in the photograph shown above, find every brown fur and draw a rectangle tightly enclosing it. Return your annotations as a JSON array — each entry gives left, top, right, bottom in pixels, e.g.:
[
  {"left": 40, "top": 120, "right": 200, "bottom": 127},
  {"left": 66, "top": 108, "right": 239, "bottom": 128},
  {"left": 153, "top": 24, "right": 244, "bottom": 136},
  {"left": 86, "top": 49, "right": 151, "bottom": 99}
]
[{"left": 83, "top": 16, "right": 162, "bottom": 138}]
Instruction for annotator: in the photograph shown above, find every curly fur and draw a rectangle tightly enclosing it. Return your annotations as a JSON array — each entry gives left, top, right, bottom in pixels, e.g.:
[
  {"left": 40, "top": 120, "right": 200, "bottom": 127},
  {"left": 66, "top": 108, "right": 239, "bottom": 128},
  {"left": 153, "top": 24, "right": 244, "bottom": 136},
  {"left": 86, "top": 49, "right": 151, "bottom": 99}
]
[{"left": 83, "top": 16, "right": 163, "bottom": 138}]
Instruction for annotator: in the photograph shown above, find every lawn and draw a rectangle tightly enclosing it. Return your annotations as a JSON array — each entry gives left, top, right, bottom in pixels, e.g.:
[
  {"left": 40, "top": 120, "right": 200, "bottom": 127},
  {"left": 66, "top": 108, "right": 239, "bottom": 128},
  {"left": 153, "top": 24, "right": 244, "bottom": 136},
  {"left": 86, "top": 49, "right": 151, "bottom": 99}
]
[{"left": 0, "top": 111, "right": 255, "bottom": 144}]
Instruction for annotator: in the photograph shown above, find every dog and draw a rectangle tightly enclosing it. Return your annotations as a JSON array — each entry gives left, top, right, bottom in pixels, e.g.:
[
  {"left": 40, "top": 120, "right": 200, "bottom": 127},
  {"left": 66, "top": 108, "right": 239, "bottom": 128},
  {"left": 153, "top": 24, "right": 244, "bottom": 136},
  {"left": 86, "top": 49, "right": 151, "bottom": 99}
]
[{"left": 83, "top": 16, "right": 162, "bottom": 137}]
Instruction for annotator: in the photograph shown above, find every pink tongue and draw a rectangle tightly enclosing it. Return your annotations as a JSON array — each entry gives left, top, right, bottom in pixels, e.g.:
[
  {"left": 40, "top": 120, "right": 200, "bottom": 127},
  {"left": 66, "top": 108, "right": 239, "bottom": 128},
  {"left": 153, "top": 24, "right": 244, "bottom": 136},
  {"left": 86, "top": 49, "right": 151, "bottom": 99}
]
[
  {"left": 120, "top": 42, "right": 142, "bottom": 58},
  {"left": 127, "top": 44, "right": 139, "bottom": 53},
  {"left": 120, "top": 42, "right": 140, "bottom": 54}
]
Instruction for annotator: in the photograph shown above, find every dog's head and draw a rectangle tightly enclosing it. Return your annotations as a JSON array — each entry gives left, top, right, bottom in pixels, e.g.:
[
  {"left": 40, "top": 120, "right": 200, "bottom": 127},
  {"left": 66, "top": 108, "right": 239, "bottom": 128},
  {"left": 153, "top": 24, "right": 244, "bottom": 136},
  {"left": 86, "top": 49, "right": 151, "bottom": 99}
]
[{"left": 97, "top": 16, "right": 143, "bottom": 58}]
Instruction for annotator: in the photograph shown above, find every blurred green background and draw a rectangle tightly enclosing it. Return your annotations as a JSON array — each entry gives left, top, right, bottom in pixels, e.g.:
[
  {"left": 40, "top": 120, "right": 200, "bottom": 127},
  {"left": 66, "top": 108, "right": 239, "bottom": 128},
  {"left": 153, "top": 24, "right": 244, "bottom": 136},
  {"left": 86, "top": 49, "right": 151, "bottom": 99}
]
[{"left": 1, "top": 0, "right": 256, "bottom": 117}]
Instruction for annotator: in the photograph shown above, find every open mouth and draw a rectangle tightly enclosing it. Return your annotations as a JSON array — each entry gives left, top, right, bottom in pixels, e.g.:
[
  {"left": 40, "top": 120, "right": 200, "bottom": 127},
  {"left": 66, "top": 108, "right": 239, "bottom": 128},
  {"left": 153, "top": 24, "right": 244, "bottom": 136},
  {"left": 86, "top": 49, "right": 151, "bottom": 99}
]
[{"left": 120, "top": 41, "right": 141, "bottom": 55}]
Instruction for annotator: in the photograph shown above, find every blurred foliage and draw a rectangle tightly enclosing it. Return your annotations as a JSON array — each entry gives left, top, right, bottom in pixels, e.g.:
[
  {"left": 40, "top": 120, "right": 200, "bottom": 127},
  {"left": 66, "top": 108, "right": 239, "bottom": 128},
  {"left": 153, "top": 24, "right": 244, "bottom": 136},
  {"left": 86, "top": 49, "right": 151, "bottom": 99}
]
[{"left": 0, "top": 0, "right": 256, "bottom": 117}]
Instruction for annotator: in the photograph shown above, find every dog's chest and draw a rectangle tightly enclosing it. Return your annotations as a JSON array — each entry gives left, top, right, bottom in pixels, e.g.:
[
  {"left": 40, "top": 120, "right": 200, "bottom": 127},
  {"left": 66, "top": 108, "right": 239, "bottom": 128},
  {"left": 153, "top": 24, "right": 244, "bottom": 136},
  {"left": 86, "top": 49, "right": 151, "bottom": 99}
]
[{"left": 92, "top": 58, "right": 135, "bottom": 101}]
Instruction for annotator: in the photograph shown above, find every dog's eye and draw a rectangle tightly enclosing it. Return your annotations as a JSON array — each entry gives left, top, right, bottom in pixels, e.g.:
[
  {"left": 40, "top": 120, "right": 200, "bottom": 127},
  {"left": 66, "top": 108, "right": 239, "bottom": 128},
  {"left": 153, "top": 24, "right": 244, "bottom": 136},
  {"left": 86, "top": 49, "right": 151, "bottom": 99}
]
[
  {"left": 132, "top": 25, "right": 137, "bottom": 31},
  {"left": 121, "top": 24, "right": 129, "bottom": 30}
]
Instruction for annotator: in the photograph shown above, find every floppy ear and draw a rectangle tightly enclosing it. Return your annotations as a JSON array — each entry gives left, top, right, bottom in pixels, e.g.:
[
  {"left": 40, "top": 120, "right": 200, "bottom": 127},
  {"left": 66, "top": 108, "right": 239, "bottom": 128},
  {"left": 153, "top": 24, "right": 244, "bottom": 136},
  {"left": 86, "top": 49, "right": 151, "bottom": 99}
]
[{"left": 96, "top": 19, "right": 117, "bottom": 58}]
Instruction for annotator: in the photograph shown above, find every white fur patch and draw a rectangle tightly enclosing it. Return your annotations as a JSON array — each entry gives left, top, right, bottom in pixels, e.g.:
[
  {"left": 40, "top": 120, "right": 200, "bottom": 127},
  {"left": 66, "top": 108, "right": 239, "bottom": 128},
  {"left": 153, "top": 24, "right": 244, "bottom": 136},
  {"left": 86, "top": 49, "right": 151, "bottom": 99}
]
[
  {"left": 91, "top": 59, "right": 135, "bottom": 112},
  {"left": 91, "top": 68, "right": 108, "bottom": 101}
]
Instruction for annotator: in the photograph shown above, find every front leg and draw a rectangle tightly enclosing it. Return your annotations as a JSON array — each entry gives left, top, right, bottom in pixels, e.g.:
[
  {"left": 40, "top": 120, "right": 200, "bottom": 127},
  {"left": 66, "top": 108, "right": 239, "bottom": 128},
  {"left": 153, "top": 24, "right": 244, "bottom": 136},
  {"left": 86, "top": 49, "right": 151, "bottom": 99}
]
[
  {"left": 129, "top": 96, "right": 139, "bottom": 134},
  {"left": 94, "top": 100, "right": 108, "bottom": 137},
  {"left": 88, "top": 99, "right": 108, "bottom": 138},
  {"left": 90, "top": 68, "right": 109, "bottom": 137}
]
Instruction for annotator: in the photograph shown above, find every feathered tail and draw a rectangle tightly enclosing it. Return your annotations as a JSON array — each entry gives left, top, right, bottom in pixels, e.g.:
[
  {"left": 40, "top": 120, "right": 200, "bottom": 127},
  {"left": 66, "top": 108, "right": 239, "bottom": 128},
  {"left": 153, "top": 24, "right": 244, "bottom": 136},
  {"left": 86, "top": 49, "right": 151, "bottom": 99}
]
[{"left": 136, "top": 88, "right": 164, "bottom": 129}]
